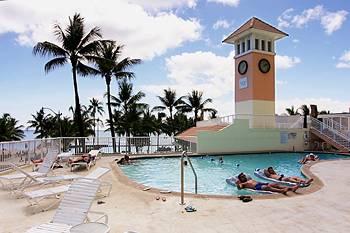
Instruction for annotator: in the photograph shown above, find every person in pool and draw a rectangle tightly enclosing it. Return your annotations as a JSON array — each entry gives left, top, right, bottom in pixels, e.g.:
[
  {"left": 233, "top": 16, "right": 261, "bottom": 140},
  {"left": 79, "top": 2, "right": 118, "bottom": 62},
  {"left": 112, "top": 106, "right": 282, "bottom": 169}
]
[
  {"left": 264, "top": 167, "right": 313, "bottom": 185},
  {"left": 299, "top": 153, "right": 319, "bottom": 164},
  {"left": 236, "top": 173, "right": 299, "bottom": 194}
]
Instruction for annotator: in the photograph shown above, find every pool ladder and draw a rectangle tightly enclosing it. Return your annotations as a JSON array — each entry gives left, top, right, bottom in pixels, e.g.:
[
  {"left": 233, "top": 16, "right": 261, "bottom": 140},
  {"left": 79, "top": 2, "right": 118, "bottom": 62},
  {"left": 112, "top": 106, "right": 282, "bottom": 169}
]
[{"left": 180, "top": 151, "right": 198, "bottom": 205}]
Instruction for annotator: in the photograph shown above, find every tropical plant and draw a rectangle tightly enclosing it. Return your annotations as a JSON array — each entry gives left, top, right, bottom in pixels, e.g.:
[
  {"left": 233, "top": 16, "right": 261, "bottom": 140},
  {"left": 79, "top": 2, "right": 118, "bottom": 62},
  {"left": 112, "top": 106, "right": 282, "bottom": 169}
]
[
  {"left": 153, "top": 88, "right": 183, "bottom": 120},
  {"left": 33, "top": 13, "right": 103, "bottom": 137},
  {"left": 88, "top": 98, "right": 104, "bottom": 137},
  {"left": 111, "top": 80, "right": 147, "bottom": 152},
  {"left": 319, "top": 110, "right": 330, "bottom": 115},
  {"left": 0, "top": 113, "right": 24, "bottom": 141},
  {"left": 285, "top": 106, "right": 298, "bottom": 116},
  {"left": 179, "top": 90, "right": 216, "bottom": 124},
  {"left": 299, "top": 105, "right": 310, "bottom": 128},
  {"left": 152, "top": 88, "right": 184, "bottom": 135},
  {"left": 27, "top": 108, "right": 50, "bottom": 138},
  {"left": 95, "top": 41, "right": 141, "bottom": 152}
]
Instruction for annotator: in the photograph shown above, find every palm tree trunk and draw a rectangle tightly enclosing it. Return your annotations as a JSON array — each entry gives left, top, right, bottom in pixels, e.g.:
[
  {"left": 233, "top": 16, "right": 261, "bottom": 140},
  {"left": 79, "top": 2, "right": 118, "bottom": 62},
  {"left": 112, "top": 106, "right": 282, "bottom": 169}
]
[
  {"left": 194, "top": 109, "right": 198, "bottom": 125},
  {"left": 106, "top": 76, "right": 116, "bottom": 153},
  {"left": 72, "top": 65, "right": 84, "bottom": 137}
]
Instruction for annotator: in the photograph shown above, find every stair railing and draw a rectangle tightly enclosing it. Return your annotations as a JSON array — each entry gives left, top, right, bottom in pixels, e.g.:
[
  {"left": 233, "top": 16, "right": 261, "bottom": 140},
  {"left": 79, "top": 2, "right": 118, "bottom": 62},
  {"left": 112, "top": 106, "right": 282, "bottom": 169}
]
[{"left": 310, "top": 117, "right": 350, "bottom": 150}]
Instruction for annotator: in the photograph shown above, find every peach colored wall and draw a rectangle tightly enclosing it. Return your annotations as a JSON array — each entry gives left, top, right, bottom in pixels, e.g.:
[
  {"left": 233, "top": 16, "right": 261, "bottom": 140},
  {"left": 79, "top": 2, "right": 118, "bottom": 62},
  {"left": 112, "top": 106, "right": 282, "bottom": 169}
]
[{"left": 235, "top": 51, "right": 275, "bottom": 102}]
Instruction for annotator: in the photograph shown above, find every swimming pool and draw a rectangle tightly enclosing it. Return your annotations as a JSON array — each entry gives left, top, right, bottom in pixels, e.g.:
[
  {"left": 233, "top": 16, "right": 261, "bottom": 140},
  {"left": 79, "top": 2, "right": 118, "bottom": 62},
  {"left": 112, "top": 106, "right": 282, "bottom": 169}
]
[{"left": 119, "top": 152, "right": 347, "bottom": 195}]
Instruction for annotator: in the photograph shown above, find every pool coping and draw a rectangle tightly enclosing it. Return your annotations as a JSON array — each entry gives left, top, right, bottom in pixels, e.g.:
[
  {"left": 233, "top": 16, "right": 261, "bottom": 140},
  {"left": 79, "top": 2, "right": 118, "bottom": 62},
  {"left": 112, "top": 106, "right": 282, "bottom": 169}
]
[{"left": 112, "top": 152, "right": 350, "bottom": 200}]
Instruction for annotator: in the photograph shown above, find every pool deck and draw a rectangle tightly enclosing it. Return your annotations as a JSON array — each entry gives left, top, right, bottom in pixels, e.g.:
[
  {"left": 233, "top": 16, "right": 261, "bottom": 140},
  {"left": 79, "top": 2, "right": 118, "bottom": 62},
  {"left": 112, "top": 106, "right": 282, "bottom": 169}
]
[{"left": 1, "top": 156, "right": 350, "bottom": 233}]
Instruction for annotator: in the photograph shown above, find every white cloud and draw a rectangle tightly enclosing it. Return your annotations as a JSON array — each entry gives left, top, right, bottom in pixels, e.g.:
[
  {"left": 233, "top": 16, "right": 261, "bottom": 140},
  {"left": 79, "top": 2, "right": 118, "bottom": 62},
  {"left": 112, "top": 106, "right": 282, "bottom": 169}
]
[
  {"left": 276, "top": 98, "right": 350, "bottom": 115},
  {"left": 336, "top": 50, "right": 350, "bottom": 68},
  {"left": 276, "top": 55, "right": 301, "bottom": 69},
  {"left": 276, "top": 80, "right": 288, "bottom": 85},
  {"left": 277, "top": 5, "right": 348, "bottom": 35},
  {"left": 321, "top": 10, "right": 348, "bottom": 35},
  {"left": 213, "top": 20, "right": 230, "bottom": 30},
  {"left": 0, "top": 0, "right": 202, "bottom": 60},
  {"left": 292, "top": 39, "right": 300, "bottom": 43},
  {"left": 207, "top": 0, "right": 240, "bottom": 7},
  {"left": 141, "top": 50, "right": 235, "bottom": 116},
  {"left": 128, "top": 0, "right": 197, "bottom": 11}
]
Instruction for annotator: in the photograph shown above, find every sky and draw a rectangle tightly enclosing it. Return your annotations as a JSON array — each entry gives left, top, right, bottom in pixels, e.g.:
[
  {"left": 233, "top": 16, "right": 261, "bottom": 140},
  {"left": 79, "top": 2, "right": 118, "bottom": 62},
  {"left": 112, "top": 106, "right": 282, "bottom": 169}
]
[{"left": 0, "top": 0, "right": 349, "bottom": 127}]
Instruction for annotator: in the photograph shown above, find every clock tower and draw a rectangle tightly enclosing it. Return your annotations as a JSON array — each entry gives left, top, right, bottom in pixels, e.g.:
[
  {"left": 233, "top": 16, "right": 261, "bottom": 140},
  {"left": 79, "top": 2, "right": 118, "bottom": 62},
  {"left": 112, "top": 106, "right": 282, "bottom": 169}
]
[{"left": 223, "top": 17, "right": 288, "bottom": 119}]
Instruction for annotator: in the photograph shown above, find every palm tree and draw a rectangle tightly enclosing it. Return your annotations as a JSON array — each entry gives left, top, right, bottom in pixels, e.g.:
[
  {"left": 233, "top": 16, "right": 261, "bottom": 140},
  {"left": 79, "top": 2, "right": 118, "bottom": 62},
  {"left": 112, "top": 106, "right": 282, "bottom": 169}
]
[
  {"left": 152, "top": 88, "right": 183, "bottom": 135},
  {"left": 0, "top": 113, "right": 24, "bottom": 141},
  {"left": 179, "top": 90, "right": 216, "bottom": 125},
  {"left": 111, "top": 80, "right": 147, "bottom": 152},
  {"left": 27, "top": 108, "right": 49, "bottom": 138},
  {"left": 286, "top": 106, "right": 298, "bottom": 116},
  {"left": 153, "top": 88, "right": 183, "bottom": 120},
  {"left": 298, "top": 105, "right": 310, "bottom": 128},
  {"left": 95, "top": 41, "right": 141, "bottom": 152},
  {"left": 88, "top": 98, "right": 104, "bottom": 137},
  {"left": 33, "top": 13, "right": 103, "bottom": 137}
]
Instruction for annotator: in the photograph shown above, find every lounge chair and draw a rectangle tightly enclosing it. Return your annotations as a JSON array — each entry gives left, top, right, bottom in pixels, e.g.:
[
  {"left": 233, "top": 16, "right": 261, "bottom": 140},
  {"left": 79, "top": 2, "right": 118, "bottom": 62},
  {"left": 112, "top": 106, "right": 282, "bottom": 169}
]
[
  {"left": 0, "top": 148, "right": 59, "bottom": 190},
  {"left": 70, "top": 149, "right": 101, "bottom": 171},
  {"left": 23, "top": 167, "right": 111, "bottom": 212},
  {"left": 26, "top": 178, "right": 109, "bottom": 233}
]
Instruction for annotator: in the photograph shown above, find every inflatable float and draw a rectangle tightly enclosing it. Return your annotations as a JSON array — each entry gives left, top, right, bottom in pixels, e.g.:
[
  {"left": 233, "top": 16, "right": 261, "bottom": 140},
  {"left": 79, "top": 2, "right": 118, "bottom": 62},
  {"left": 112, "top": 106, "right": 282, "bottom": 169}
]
[
  {"left": 226, "top": 173, "right": 274, "bottom": 194},
  {"left": 254, "top": 168, "right": 309, "bottom": 187}
]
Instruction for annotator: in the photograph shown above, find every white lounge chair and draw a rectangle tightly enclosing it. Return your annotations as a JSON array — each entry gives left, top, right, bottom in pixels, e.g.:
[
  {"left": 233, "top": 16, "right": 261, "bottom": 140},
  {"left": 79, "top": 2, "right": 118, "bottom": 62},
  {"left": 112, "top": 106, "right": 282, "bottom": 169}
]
[
  {"left": 24, "top": 167, "right": 111, "bottom": 212},
  {"left": 26, "top": 178, "right": 109, "bottom": 233},
  {"left": 70, "top": 149, "right": 101, "bottom": 171},
  {"left": 0, "top": 148, "right": 59, "bottom": 190}
]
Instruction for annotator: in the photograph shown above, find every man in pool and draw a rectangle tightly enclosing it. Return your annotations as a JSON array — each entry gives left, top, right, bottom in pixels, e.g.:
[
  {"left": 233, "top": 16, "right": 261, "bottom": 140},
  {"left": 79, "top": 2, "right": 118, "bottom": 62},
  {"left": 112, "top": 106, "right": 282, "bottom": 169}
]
[
  {"left": 236, "top": 173, "right": 299, "bottom": 194},
  {"left": 264, "top": 167, "right": 313, "bottom": 185},
  {"left": 299, "top": 153, "right": 319, "bottom": 164}
]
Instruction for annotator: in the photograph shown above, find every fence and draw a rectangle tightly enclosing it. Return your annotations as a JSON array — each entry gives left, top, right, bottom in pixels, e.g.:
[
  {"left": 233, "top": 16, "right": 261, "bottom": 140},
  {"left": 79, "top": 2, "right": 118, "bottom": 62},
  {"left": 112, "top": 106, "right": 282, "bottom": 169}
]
[
  {"left": 0, "top": 138, "right": 60, "bottom": 172},
  {"left": 0, "top": 135, "right": 195, "bottom": 172},
  {"left": 196, "top": 114, "right": 304, "bottom": 129}
]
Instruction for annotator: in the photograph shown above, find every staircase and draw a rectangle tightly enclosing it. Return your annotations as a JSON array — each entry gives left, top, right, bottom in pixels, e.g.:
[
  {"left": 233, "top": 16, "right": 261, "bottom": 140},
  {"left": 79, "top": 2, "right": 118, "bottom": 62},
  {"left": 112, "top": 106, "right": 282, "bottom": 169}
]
[{"left": 310, "top": 117, "right": 350, "bottom": 152}]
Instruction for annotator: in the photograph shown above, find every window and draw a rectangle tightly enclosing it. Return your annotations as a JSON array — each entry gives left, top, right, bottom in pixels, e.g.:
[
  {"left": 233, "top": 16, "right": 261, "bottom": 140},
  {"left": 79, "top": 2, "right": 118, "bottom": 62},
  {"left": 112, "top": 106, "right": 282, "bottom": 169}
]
[
  {"left": 261, "top": 40, "right": 265, "bottom": 51},
  {"left": 247, "top": 39, "right": 251, "bottom": 50},
  {"left": 242, "top": 42, "right": 245, "bottom": 53},
  {"left": 237, "top": 44, "right": 240, "bottom": 55},
  {"left": 255, "top": 39, "right": 259, "bottom": 50},
  {"left": 267, "top": 41, "right": 272, "bottom": 52}
]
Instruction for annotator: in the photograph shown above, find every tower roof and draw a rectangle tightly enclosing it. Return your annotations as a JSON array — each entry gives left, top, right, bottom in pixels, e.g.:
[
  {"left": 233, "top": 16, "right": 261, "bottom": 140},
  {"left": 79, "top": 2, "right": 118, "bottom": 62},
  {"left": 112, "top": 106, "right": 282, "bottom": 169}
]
[{"left": 223, "top": 17, "right": 288, "bottom": 44}]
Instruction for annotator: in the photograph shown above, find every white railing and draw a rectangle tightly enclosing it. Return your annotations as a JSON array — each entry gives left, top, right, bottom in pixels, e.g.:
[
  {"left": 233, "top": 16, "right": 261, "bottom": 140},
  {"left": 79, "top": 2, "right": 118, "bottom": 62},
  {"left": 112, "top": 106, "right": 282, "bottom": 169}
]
[
  {"left": 0, "top": 138, "right": 61, "bottom": 172},
  {"left": 322, "top": 117, "right": 350, "bottom": 135},
  {"left": 197, "top": 114, "right": 303, "bottom": 129},
  {"left": 310, "top": 117, "right": 350, "bottom": 150}
]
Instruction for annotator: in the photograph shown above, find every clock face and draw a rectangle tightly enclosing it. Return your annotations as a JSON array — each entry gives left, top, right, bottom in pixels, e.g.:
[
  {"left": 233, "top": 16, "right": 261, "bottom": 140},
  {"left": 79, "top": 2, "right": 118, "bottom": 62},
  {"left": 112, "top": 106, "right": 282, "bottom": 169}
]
[
  {"left": 259, "top": 59, "right": 270, "bottom": 73},
  {"left": 238, "top": 60, "right": 248, "bottom": 75}
]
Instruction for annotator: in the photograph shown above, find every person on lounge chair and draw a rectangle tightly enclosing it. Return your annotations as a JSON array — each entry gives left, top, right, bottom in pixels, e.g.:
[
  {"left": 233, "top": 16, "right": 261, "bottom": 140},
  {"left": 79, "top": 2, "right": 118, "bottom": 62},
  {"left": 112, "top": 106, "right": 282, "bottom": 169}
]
[
  {"left": 68, "top": 153, "right": 91, "bottom": 164},
  {"left": 236, "top": 173, "right": 299, "bottom": 194},
  {"left": 264, "top": 167, "right": 313, "bottom": 185},
  {"left": 299, "top": 153, "right": 319, "bottom": 164}
]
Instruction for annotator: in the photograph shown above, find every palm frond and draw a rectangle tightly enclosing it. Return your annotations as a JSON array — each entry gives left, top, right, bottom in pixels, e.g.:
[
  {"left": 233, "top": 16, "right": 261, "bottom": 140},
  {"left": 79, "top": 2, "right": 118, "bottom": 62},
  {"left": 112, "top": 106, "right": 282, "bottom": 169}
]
[
  {"left": 78, "top": 26, "right": 102, "bottom": 49},
  {"left": 33, "top": 42, "right": 67, "bottom": 57},
  {"left": 77, "top": 61, "right": 100, "bottom": 76},
  {"left": 44, "top": 57, "right": 68, "bottom": 73}
]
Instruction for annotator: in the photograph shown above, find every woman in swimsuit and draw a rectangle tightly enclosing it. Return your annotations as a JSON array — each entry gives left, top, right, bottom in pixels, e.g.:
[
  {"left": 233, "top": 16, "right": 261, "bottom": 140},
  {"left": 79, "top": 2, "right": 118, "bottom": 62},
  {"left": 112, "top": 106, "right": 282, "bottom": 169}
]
[{"left": 265, "top": 167, "right": 313, "bottom": 185}]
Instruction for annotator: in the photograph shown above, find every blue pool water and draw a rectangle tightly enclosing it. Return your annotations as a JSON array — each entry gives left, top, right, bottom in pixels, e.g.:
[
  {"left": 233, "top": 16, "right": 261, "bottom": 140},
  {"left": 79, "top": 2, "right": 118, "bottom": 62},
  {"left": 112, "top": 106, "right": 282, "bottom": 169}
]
[{"left": 119, "top": 153, "right": 347, "bottom": 195}]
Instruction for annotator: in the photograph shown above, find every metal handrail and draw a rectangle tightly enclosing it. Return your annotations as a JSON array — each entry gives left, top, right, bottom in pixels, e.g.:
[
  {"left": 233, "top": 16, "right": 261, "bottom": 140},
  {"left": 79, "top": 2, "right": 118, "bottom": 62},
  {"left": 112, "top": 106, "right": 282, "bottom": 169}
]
[
  {"left": 310, "top": 117, "right": 350, "bottom": 149},
  {"left": 180, "top": 151, "right": 198, "bottom": 205},
  {"left": 322, "top": 117, "right": 348, "bottom": 132}
]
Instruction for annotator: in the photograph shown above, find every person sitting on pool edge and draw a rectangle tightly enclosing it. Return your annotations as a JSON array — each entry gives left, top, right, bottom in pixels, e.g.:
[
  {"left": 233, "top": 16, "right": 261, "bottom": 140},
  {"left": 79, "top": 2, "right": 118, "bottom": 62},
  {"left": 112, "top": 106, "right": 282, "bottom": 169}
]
[
  {"left": 236, "top": 173, "right": 299, "bottom": 194},
  {"left": 264, "top": 167, "right": 313, "bottom": 185},
  {"left": 117, "top": 154, "right": 131, "bottom": 165},
  {"left": 299, "top": 153, "right": 319, "bottom": 164}
]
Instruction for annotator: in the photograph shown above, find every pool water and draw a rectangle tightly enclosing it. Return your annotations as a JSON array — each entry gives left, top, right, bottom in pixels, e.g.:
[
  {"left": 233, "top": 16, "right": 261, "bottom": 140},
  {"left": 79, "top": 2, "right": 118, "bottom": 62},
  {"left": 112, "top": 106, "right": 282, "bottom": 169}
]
[{"left": 119, "top": 153, "right": 346, "bottom": 195}]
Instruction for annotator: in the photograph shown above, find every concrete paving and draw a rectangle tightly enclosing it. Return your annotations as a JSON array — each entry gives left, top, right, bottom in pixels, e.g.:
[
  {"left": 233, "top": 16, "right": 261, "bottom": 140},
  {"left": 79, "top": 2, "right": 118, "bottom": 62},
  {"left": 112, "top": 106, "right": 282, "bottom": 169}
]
[{"left": 0, "top": 157, "right": 350, "bottom": 233}]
